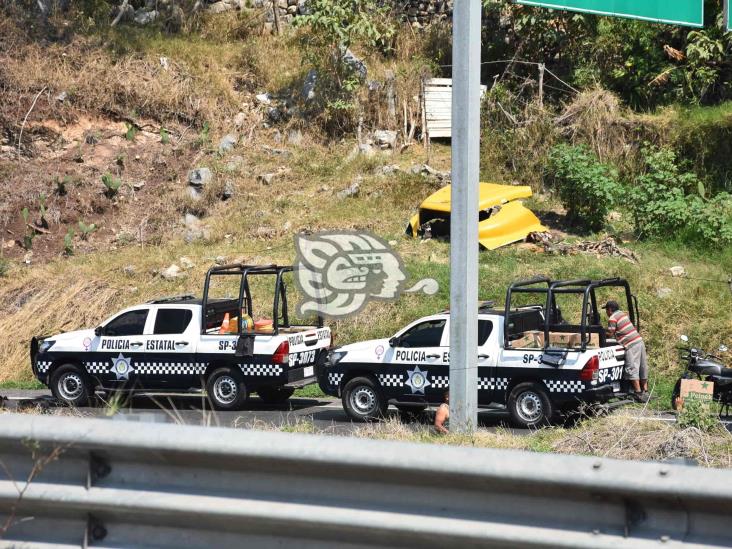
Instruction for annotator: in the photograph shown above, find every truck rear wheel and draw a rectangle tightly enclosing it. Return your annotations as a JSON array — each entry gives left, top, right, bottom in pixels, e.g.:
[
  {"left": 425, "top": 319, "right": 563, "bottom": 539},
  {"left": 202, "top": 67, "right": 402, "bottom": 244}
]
[
  {"left": 257, "top": 386, "right": 295, "bottom": 405},
  {"left": 342, "top": 376, "right": 387, "bottom": 422},
  {"left": 50, "top": 364, "right": 91, "bottom": 407},
  {"left": 507, "top": 382, "right": 553, "bottom": 428},
  {"left": 206, "top": 367, "right": 248, "bottom": 411}
]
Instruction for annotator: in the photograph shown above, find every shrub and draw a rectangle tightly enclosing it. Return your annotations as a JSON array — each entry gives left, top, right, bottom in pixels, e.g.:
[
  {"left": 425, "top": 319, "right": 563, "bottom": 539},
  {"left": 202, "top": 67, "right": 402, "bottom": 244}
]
[
  {"left": 38, "top": 192, "right": 47, "bottom": 227},
  {"left": 63, "top": 228, "right": 75, "bottom": 256},
  {"left": 101, "top": 173, "right": 122, "bottom": 198},
  {"left": 677, "top": 398, "right": 719, "bottom": 433},
  {"left": 0, "top": 258, "right": 9, "bottom": 278},
  {"left": 20, "top": 207, "right": 34, "bottom": 250},
  {"left": 294, "top": 0, "right": 396, "bottom": 134},
  {"left": 693, "top": 192, "right": 732, "bottom": 247},
  {"left": 629, "top": 146, "right": 732, "bottom": 247},
  {"left": 78, "top": 220, "right": 97, "bottom": 240},
  {"left": 545, "top": 144, "right": 620, "bottom": 231},
  {"left": 628, "top": 147, "right": 697, "bottom": 238},
  {"left": 124, "top": 122, "right": 138, "bottom": 141}
]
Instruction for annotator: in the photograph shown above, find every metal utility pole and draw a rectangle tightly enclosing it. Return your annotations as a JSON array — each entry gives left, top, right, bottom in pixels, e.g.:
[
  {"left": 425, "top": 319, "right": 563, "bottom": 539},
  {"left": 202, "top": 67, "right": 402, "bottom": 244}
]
[{"left": 449, "top": 0, "right": 481, "bottom": 432}]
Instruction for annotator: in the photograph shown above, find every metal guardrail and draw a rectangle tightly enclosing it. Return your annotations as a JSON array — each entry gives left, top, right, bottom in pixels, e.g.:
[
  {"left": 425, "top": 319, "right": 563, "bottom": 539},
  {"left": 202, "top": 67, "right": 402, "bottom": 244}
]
[{"left": 0, "top": 414, "right": 731, "bottom": 548}]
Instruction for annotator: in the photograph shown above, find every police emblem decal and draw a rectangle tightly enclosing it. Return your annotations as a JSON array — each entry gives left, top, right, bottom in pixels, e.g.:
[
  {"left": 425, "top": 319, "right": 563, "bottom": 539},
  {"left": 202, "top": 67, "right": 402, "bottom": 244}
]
[
  {"left": 405, "top": 366, "right": 430, "bottom": 394},
  {"left": 111, "top": 353, "right": 135, "bottom": 380}
]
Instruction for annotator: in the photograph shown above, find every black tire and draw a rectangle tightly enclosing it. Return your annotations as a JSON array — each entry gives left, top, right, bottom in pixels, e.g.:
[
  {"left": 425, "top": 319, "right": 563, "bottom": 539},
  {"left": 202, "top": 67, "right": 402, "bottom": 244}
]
[
  {"left": 671, "top": 379, "right": 682, "bottom": 411},
  {"left": 507, "top": 382, "right": 554, "bottom": 428},
  {"left": 206, "top": 367, "right": 248, "bottom": 411},
  {"left": 50, "top": 364, "right": 91, "bottom": 407},
  {"left": 342, "top": 376, "right": 387, "bottom": 422},
  {"left": 257, "top": 386, "right": 295, "bottom": 405}
]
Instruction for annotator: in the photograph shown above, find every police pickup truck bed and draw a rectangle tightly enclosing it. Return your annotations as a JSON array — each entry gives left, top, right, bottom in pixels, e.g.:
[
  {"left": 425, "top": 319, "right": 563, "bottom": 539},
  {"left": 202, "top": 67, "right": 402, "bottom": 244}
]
[
  {"left": 319, "top": 277, "right": 638, "bottom": 427},
  {"left": 31, "top": 265, "right": 331, "bottom": 410}
]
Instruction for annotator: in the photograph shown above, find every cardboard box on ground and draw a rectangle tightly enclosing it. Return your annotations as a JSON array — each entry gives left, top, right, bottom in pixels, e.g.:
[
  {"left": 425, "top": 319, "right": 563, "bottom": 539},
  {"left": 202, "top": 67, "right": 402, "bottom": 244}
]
[
  {"left": 510, "top": 331, "right": 600, "bottom": 349},
  {"left": 675, "top": 378, "right": 715, "bottom": 411}
]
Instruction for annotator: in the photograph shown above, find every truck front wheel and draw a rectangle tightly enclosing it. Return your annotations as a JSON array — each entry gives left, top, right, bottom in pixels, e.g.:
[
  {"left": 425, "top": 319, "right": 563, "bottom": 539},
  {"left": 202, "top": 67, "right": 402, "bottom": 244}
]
[
  {"left": 50, "top": 364, "right": 91, "bottom": 407},
  {"left": 507, "top": 382, "right": 553, "bottom": 428},
  {"left": 342, "top": 376, "right": 387, "bottom": 422},
  {"left": 206, "top": 367, "right": 248, "bottom": 411}
]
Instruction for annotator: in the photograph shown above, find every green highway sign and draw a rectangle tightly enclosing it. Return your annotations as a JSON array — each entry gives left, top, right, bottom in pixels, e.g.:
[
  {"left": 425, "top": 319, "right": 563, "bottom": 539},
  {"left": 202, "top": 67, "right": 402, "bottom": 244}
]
[
  {"left": 726, "top": 0, "right": 731, "bottom": 32},
  {"left": 516, "top": 0, "right": 704, "bottom": 27}
]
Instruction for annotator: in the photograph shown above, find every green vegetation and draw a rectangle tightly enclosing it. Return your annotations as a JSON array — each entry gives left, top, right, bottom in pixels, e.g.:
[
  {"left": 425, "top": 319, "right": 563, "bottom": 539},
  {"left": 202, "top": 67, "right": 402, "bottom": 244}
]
[
  {"left": 77, "top": 220, "right": 98, "bottom": 240},
  {"left": 101, "top": 173, "right": 122, "bottom": 198},
  {"left": 38, "top": 192, "right": 47, "bottom": 227},
  {"left": 20, "top": 207, "right": 34, "bottom": 250},
  {"left": 124, "top": 121, "right": 138, "bottom": 141},
  {"left": 677, "top": 399, "right": 721, "bottom": 433},
  {"left": 294, "top": 0, "right": 396, "bottom": 132},
  {"left": 195, "top": 122, "right": 211, "bottom": 149},
  {"left": 546, "top": 144, "right": 620, "bottom": 231},
  {"left": 0, "top": 379, "right": 43, "bottom": 390},
  {"left": 63, "top": 228, "right": 75, "bottom": 256},
  {"left": 630, "top": 146, "right": 732, "bottom": 246}
]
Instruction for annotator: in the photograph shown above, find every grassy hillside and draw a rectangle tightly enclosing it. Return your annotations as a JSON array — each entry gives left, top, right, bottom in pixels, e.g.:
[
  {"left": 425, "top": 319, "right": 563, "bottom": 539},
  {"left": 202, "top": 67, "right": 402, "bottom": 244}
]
[
  {"left": 2, "top": 137, "right": 731, "bottom": 401},
  {"left": 1, "top": 8, "right": 731, "bottom": 412}
]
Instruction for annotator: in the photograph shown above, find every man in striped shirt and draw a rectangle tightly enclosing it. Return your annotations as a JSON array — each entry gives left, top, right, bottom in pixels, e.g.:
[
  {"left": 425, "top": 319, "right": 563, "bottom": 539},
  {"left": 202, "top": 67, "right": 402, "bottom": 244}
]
[{"left": 604, "top": 300, "right": 649, "bottom": 403}]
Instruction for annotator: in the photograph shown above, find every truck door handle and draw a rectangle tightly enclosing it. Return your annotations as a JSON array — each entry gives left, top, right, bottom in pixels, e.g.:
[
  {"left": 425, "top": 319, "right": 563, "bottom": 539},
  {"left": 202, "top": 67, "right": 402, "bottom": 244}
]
[
  {"left": 478, "top": 354, "right": 490, "bottom": 359},
  {"left": 175, "top": 341, "right": 189, "bottom": 346},
  {"left": 130, "top": 342, "right": 143, "bottom": 348},
  {"left": 426, "top": 354, "right": 440, "bottom": 359}
]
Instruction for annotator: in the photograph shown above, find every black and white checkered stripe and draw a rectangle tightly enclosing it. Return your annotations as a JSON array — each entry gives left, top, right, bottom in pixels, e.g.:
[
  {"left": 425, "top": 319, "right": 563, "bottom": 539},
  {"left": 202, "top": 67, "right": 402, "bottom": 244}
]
[
  {"left": 477, "top": 377, "right": 510, "bottom": 391},
  {"left": 239, "top": 364, "right": 283, "bottom": 377},
  {"left": 85, "top": 361, "right": 109, "bottom": 374},
  {"left": 136, "top": 362, "right": 207, "bottom": 375},
  {"left": 378, "top": 373, "right": 404, "bottom": 387},
  {"left": 82, "top": 360, "right": 283, "bottom": 377},
  {"left": 545, "top": 379, "right": 584, "bottom": 393},
  {"left": 328, "top": 372, "right": 344, "bottom": 386},
  {"left": 431, "top": 375, "right": 449, "bottom": 389},
  {"left": 36, "top": 361, "right": 52, "bottom": 373}
]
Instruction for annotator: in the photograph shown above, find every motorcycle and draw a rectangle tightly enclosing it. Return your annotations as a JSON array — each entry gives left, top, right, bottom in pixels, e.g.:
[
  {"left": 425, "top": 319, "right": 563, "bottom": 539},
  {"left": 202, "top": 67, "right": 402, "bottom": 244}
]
[{"left": 671, "top": 335, "right": 732, "bottom": 415}]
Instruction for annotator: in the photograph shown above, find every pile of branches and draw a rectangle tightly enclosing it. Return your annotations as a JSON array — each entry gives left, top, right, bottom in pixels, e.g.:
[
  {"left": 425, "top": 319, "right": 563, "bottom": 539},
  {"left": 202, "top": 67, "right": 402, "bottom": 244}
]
[{"left": 529, "top": 233, "right": 639, "bottom": 263}]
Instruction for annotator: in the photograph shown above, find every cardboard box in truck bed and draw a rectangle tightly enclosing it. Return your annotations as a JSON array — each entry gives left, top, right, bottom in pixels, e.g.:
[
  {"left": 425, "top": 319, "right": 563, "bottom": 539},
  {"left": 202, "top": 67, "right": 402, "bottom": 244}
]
[
  {"left": 511, "top": 331, "right": 600, "bottom": 349},
  {"left": 548, "top": 332, "right": 600, "bottom": 348}
]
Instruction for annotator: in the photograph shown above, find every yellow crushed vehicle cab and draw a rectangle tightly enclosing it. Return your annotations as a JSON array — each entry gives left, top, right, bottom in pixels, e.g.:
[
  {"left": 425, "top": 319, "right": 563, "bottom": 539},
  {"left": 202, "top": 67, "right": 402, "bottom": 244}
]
[{"left": 406, "top": 182, "right": 547, "bottom": 250}]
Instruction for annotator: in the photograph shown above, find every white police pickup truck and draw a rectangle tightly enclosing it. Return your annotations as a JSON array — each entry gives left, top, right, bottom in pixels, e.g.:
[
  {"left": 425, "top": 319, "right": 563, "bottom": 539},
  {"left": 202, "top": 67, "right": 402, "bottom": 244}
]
[
  {"left": 318, "top": 277, "right": 638, "bottom": 427},
  {"left": 31, "top": 265, "right": 331, "bottom": 410}
]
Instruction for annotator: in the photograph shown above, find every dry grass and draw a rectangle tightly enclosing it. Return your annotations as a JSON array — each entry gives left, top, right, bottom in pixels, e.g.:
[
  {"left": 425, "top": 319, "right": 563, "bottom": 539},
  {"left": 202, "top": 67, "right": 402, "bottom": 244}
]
[
  {"left": 0, "top": 275, "right": 121, "bottom": 383},
  {"left": 0, "top": 18, "right": 253, "bottom": 137},
  {"left": 244, "top": 410, "right": 732, "bottom": 468}
]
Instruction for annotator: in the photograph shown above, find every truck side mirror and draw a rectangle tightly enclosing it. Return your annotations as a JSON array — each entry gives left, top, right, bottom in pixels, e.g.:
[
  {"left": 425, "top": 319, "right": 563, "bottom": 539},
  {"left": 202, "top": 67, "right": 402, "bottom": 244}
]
[
  {"left": 389, "top": 337, "right": 400, "bottom": 348},
  {"left": 94, "top": 326, "right": 103, "bottom": 337}
]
